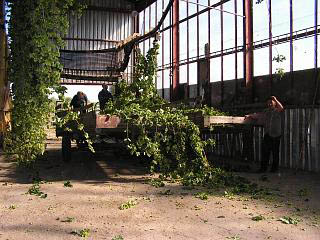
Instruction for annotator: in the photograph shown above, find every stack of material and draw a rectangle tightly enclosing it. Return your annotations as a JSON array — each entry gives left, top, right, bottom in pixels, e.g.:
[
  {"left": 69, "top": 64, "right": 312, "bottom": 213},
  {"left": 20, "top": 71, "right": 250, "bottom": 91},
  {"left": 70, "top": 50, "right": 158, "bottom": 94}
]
[
  {"left": 0, "top": 82, "right": 11, "bottom": 141},
  {"left": 0, "top": 1, "right": 11, "bottom": 144}
]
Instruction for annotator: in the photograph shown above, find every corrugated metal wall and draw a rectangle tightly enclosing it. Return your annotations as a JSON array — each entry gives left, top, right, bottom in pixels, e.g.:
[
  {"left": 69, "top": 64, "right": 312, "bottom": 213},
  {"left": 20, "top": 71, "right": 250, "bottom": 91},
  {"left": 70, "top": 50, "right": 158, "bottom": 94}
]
[
  {"left": 64, "top": 0, "right": 134, "bottom": 51},
  {"left": 61, "top": 0, "right": 135, "bottom": 83},
  {"left": 206, "top": 108, "right": 320, "bottom": 172},
  {"left": 280, "top": 108, "right": 320, "bottom": 172}
]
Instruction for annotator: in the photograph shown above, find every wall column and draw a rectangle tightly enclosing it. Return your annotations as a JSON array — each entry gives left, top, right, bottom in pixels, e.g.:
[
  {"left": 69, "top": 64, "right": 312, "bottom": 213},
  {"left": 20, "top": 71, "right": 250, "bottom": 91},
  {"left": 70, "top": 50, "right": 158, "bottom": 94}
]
[
  {"left": 172, "top": 0, "right": 180, "bottom": 101},
  {"left": 244, "top": 0, "right": 254, "bottom": 103}
]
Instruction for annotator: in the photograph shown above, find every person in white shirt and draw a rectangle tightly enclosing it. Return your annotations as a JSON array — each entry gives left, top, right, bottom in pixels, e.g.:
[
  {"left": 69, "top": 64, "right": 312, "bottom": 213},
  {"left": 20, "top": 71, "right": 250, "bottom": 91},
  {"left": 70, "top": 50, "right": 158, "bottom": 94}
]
[{"left": 246, "top": 96, "right": 284, "bottom": 173}]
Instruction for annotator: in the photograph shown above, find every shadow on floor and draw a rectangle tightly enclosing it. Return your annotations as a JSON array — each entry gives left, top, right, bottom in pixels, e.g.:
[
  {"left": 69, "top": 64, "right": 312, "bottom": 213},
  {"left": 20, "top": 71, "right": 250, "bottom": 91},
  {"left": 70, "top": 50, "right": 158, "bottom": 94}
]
[{"left": 0, "top": 140, "right": 150, "bottom": 184}]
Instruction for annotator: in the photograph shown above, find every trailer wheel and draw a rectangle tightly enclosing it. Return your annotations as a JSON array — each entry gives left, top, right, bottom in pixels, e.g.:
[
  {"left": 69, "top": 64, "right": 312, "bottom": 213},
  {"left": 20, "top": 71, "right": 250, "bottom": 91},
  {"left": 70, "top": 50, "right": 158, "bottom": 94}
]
[{"left": 62, "top": 135, "right": 72, "bottom": 162}]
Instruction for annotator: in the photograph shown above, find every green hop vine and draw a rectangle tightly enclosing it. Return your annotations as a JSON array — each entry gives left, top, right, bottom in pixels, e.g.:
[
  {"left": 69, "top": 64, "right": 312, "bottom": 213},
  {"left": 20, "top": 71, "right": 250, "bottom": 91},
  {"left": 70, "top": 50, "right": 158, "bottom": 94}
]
[
  {"left": 54, "top": 91, "right": 95, "bottom": 154},
  {"left": 103, "top": 38, "right": 224, "bottom": 180},
  {"left": 5, "top": 0, "right": 85, "bottom": 164},
  {"left": 273, "top": 54, "right": 286, "bottom": 79}
]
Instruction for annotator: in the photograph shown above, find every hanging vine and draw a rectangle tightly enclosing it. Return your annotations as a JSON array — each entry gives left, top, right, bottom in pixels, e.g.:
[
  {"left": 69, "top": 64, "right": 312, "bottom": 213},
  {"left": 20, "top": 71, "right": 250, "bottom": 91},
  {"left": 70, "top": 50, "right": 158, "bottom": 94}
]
[
  {"left": 273, "top": 54, "right": 286, "bottom": 79},
  {"left": 5, "top": 0, "right": 85, "bottom": 164}
]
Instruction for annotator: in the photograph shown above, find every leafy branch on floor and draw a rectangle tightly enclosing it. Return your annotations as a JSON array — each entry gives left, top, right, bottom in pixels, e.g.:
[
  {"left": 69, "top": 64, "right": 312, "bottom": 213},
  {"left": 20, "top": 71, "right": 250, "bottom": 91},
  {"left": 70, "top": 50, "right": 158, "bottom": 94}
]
[
  {"left": 64, "top": 181, "right": 73, "bottom": 188},
  {"left": 27, "top": 182, "right": 47, "bottom": 199},
  {"left": 148, "top": 178, "right": 165, "bottom": 188},
  {"left": 112, "top": 235, "right": 124, "bottom": 240},
  {"left": 9, "top": 204, "right": 16, "bottom": 210},
  {"left": 61, "top": 217, "right": 75, "bottom": 223},
  {"left": 195, "top": 192, "right": 209, "bottom": 200},
  {"left": 251, "top": 215, "right": 265, "bottom": 221},
  {"left": 71, "top": 228, "right": 90, "bottom": 237},
  {"left": 119, "top": 200, "right": 137, "bottom": 210},
  {"left": 278, "top": 216, "right": 300, "bottom": 225}
]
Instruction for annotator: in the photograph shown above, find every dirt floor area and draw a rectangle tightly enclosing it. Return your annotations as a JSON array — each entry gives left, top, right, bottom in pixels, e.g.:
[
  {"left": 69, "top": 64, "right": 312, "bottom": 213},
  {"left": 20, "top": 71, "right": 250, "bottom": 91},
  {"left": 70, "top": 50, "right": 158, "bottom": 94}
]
[{"left": 0, "top": 139, "right": 320, "bottom": 240}]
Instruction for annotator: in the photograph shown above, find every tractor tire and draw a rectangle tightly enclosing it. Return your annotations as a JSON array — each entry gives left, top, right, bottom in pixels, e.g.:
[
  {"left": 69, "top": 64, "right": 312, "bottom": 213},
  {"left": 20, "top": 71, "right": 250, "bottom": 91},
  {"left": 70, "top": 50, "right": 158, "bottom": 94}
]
[{"left": 62, "top": 135, "right": 72, "bottom": 162}]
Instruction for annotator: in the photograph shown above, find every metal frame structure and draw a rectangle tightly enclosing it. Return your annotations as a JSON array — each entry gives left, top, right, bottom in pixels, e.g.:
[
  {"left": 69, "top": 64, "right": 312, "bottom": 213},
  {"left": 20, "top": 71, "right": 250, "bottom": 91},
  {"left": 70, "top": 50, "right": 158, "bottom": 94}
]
[{"left": 135, "top": 0, "right": 319, "bottom": 105}]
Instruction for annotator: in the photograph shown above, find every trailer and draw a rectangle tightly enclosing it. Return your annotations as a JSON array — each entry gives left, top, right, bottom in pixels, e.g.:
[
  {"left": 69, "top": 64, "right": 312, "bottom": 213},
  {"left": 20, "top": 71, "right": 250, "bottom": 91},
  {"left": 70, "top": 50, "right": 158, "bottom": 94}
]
[
  {"left": 55, "top": 102, "right": 129, "bottom": 162},
  {"left": 56, "top": 102, "right": 257, "bottom": 163}
]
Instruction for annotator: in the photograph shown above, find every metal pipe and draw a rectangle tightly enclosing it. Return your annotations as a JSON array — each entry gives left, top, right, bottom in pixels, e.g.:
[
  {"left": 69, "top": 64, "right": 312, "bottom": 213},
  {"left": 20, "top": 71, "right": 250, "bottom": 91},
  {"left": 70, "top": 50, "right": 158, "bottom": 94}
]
[
  {"left": 143, "top": 9, "right": 146, "bottom": 55},
  {"left": 169, "top": 6, "right": 173, "bottom": 101},
  {"left": 221, "top": 4, "right": 224, "bottom": 106},
  {"left": 235, "top": 0, "right": 238, "bottom": 102},
  {"left": 155, "top": 1, "right": 158, "bottom": 90},
  {"left": 162, "top": 0, "right": 165, "bottom": 98},
  {"left": 108, "top": 12, "right": 112, "bottom": 49},
  {"left": 172, "top": 0, "right": 180, "bottom": 101},
  {"left": 269, "top": 0, "right": 272, "bottom": 95},
  {"left": 197, "top": 0, "right": 200, "bottom": 60},
  {"left": 180, "top": 0, "right": 245, "bottom": 18},
  {"left": 315, "top": 0, "right": 318, "bottom": 72},
  {"left": 71, "top": 14, "right": 75, "bottom": 50},
  {"left": 133, "top": 11, "right": 139, "bottom": 79},
  {"left": 245, "top": 0, "right": 253, "bottom": 103},
  {"left": 197, "top": 0, "right": 200, "bottom": 97},
  {"left": 88, "top": 10, "right": 92, "bottom": 50},
  {"left": 187, "top": 0, "right": 190, "bottom": 98},
  {"left": 290, "top": 0, "right": 293, "bottom": 94},
  {"left": 312, "top": 0, "right": 319, "bottom": 105},
  {"left": 155, "top": 1, "right": 158, "bottom": 28},
  {"left": 208, "top": 0, "right": 211, "bottom": 104},
  {"left": 242, "top": 0, "right": 246, "bottom": 102},
  {"left": 149, "top": 5, "right": 151, "bottom": 49}
]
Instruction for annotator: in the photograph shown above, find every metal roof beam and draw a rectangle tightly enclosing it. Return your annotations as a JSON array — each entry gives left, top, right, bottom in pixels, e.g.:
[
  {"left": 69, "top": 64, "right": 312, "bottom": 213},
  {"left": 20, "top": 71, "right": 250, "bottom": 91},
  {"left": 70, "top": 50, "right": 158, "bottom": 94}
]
[
  {"left": 86, "top": 5, "right": 133, "bottom": 14},
  {"left": 133, "top": 0, "right": 157, "bottom": 12}
]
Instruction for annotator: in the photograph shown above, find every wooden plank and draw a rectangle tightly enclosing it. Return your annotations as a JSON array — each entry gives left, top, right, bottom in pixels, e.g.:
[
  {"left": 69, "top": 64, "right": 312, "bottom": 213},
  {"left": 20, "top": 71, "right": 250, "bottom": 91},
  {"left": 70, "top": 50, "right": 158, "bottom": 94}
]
[{"left": 203, "top": 116, "right": 253, "bottom": 127}]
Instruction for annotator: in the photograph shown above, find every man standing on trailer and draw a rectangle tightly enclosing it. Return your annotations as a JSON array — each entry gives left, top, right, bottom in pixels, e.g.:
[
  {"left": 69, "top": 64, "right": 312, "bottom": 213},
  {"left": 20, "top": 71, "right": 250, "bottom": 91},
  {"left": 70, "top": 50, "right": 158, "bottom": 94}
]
[
  {"left": 246, "top": 96, "right": 284, "bottom": 173},
  {"left": 98, "top": 84, "right": 113, "bottom": 110}
]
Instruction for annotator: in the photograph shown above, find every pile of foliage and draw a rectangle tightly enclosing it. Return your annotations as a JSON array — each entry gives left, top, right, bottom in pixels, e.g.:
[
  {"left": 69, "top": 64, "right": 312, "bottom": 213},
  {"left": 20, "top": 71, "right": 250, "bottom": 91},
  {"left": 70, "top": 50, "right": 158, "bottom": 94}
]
[{"left": 103, "top": 39, "right": 225, "bottom": 183}]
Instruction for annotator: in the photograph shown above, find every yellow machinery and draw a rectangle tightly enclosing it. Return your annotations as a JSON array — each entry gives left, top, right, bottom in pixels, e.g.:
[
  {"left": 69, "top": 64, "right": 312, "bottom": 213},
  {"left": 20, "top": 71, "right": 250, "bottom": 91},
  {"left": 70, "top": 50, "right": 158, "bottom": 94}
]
[{"left": 0, "top": 0, "right": 11, "bottom": 144}]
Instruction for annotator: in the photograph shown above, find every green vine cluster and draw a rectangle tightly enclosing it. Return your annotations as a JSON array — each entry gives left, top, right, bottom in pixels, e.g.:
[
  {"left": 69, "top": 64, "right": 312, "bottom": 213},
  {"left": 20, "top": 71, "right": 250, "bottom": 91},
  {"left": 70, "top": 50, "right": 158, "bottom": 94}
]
[
  {"left": 104, "top": 39, "right": 224, "bottom": 181},
  {"left": 5, "top": 0, "right": 85, "bottom": 164},
  {"left": 273, "top": 54, "right": 286, "bottom": 79},
  {"left": 55, "top": 100, "right": 95, "bottom": 153}
]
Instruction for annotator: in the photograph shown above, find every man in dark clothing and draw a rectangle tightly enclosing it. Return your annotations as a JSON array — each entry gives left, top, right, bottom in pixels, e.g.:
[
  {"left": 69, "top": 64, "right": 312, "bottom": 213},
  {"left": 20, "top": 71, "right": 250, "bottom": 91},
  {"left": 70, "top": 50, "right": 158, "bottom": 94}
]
[
  {"left": 70, "top": 91, "right": 88, "bottom": 111},
  {"left": 98, "top": 84, "right": 113, "bottom": 110},
  {"left": 246, "top": 96, "right": 284, "bottom": 173}
]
